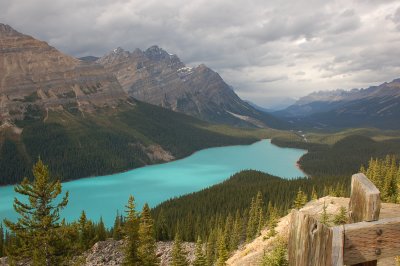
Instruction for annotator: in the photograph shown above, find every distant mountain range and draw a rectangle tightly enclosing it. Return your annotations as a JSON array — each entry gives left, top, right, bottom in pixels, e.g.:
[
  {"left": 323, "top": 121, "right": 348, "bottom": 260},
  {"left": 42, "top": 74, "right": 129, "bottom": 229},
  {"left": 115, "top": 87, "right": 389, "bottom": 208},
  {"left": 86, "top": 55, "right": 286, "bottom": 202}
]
[{"left": 275, "top": 79, "right": 400, "bottom": 129}]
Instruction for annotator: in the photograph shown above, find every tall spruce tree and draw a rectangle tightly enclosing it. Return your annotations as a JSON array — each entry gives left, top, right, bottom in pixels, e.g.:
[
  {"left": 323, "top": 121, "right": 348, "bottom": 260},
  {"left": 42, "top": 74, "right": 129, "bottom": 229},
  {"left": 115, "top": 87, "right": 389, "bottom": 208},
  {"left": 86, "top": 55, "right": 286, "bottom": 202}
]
[
  {"left": 96, "top": 217, "right": 107, "bottom": 242},
  {"left": 193, "top": 236, "right": 207, "bottom": 266},
  {"left": 138, "top": 203, "right": 159, "bottom": 266},
  {"left": 123, "top": 195, "right": 141, "bottom": 265},
  {"left": 0, "top": 223, "right": 4, "bottom": 257},
  {"left": 112, "top": 212, "right": 123, "bottom": 240},
  {"left": 216, "top": 230, "right": 228, "bottom": 266},
  {"left": 171, "top": 232, "right": 189, "bottom": 266},
  {"left": 3, "top": 159, "right": 69, "bottom": 266}
]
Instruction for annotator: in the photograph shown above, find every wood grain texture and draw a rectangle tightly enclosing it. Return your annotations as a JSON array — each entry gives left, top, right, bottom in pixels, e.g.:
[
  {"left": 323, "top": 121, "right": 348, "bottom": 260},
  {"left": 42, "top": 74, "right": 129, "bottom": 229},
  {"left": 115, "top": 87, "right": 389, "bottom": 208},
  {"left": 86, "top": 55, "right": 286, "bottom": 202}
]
[
  {"left": 343, "top": 217, "right": 400, "bottom": 265},
  {"left": 349, "top": 173, "right": 381, "bottom": 223},
  {"left": 288, "top": 210, "right": 334, "bottom": 266}
]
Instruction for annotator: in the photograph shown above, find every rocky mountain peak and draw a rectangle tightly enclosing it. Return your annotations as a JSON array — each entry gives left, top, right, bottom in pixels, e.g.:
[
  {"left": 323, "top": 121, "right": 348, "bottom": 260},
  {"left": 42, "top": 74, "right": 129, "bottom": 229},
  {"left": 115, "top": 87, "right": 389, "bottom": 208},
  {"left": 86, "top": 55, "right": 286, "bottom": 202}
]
[
  {"left": 0, "top": 23, "right": 22, "bottom": 37},
  {"left": 144, "top": 45, "right": 175, "bottom": 61}
]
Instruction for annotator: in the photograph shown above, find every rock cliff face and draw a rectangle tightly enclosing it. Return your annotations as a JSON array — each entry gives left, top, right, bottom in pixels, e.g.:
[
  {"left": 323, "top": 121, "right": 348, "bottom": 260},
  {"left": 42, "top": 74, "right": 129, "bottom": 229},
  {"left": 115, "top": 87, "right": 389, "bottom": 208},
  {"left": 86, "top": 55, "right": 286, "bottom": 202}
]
[
  {"left": 0, "top": 24, "right": 126, "bottom": 122},
  {"left": 98, "top": 46, "right": 282, "bottom": 128}
]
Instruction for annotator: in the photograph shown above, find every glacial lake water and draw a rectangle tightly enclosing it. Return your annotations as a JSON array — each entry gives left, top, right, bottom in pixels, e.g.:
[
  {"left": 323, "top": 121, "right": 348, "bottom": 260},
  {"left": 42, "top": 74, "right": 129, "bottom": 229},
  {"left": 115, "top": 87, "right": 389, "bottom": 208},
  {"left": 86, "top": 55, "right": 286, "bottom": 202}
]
[{"left": 0, "top": 139, "right": 306, "bottom": 227}]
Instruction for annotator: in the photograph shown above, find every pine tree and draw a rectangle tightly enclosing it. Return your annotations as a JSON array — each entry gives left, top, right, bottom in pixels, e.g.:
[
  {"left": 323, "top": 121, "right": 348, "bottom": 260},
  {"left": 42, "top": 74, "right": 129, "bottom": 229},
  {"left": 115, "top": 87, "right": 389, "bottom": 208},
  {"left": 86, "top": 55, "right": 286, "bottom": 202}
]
[
  {"left": 229, "top": 210, "right": 242, "bottom": 251},
  {"left": 0, "top": 223, "right": 4, "bottom": 257},
  {"left": 171, "top": 232, "right": 189, "bottom": 266},
  {"left": 206, "top": 230, "right": 217, "bottom": 266},
  {"left": 3, "top": 159, "right": 69, "bottom": 266},
  {"left": 216, "top": 230, "right": 228, "bottom": 266},
  {"left": 311, "top": 186, "right": 318, "bottom": 200},
  {"left": 138, "top": 203, "right": 159, "bottom": 266},
  {"left": 96, "top": 217, "right": 107, "bottom": 241},
  {"left": 319, "top": 201, "right": 330, "bottom": 226},
  {"left": 123, "top": 195, "right": 141, "bottom": 265},
  {"left": 112, "top": 212, "right": 123, "bottom": 240},
  {"left": 333, "top": 206, "right": 348, "bottom": 225},
  {"left": 261, "top": 238, "right": 288, "bottom": 266},
  {"left": 156, "top": 208, "right": 169, "bottom": 240},
  {"left": 293, "top": 188, "right": 308, "bottom": 210},
  {"left": 78, "top": 211, "right": 91, "bottom": 251},
  {"left": 267, "top": 204, "right": 279, "bottom": 238},
  {"left": 193, "top": 236, "right": 207, "bottom": 266}
]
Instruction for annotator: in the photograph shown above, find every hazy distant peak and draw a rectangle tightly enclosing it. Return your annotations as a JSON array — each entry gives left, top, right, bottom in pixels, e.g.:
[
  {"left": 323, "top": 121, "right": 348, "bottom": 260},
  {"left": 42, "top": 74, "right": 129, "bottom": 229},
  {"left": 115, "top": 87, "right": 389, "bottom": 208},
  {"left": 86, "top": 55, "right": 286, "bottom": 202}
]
[{"left": 0, "top": 23, "right": 20, "bottom": 36}]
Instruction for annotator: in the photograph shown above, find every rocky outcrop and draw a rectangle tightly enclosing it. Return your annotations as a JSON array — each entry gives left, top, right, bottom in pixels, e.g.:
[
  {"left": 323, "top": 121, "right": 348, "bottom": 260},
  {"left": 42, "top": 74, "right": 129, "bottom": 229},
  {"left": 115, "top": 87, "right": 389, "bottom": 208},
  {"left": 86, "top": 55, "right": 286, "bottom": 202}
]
[
  {"left": 97, "top": 46, "right": 280, "bottom": 128},
  {"left": 0, "top": 24, "right": 127, "bottom": 123},
  {"left": 71, "top": 240, "right": 195, "bottom": 266}
]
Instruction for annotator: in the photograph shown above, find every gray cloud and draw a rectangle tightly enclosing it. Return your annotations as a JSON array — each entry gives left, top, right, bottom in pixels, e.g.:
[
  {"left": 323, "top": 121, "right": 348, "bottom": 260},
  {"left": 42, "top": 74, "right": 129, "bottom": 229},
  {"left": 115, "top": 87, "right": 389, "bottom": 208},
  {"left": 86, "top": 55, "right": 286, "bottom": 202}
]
[{"left": 1, "top": 0, "right": 400, "bottom": 107}]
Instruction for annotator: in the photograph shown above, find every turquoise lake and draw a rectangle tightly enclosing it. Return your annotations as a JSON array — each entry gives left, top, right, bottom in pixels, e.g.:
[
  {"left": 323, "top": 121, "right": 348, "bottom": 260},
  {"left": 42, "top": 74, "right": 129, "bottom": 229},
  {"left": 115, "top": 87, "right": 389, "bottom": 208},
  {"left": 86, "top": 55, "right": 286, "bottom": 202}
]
[{"left": 0, "top": 139, "right": 306, "bottom": 227}]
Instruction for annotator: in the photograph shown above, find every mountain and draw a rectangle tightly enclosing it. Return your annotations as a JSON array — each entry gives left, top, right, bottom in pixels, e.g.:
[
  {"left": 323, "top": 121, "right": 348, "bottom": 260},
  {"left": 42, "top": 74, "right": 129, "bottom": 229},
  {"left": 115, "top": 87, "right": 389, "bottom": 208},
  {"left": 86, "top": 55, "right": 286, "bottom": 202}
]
[
  {"left": 276, "top": 79, "right": 400, "bottom": 129},
  {"left": 97, "top": 46, "right": 285, "bottom": 128},
  {"left": 0, "top": 24, "right": 259, "bottom": 185},
  {"left": 0, "top": 24, "right": 127, "bottom": 123}
]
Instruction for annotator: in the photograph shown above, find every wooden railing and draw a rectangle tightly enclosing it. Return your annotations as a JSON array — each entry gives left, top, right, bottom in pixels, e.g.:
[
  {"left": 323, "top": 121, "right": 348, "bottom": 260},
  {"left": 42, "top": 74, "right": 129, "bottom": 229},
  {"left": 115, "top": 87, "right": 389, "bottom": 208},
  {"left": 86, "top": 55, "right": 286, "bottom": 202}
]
[{"left": 288, "top": 173, "right": 400, "bottom": 266}]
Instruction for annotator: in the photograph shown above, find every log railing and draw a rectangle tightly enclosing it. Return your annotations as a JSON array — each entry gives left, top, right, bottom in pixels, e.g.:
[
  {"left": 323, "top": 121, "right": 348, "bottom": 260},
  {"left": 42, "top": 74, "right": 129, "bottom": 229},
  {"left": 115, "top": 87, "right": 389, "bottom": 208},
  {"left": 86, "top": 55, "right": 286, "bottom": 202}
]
[{"left": 288, "top": 173, "right": 400, "bottom": 266}]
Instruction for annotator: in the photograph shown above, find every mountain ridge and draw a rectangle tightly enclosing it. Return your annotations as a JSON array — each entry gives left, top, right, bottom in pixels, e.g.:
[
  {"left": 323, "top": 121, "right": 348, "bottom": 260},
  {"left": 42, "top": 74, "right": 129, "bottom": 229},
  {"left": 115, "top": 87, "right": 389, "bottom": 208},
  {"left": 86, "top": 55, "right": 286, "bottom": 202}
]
[
  {"left": 276, "top": 78, "right": 400, "bottom": 129},
  {"left": 97, "top": 46, "right": 286, "bottom": 128}
]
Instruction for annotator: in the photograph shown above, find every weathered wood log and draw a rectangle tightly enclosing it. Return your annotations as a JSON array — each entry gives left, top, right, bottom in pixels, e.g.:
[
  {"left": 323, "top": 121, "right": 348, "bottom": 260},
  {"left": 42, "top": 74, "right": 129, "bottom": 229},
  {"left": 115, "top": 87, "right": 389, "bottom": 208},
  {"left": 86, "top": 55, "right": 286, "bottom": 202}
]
[
  {"left": 348, "top": 173, "right": 381, "bottom": 266},
  {"left": 349, "top": 173, "right": 381, "bottom": 223},
  {"left": 288, "top": 210, "right": 342, "bottom": 266},
  {"left": 343, "top": 217, "right": 400, "bottom": 265}
]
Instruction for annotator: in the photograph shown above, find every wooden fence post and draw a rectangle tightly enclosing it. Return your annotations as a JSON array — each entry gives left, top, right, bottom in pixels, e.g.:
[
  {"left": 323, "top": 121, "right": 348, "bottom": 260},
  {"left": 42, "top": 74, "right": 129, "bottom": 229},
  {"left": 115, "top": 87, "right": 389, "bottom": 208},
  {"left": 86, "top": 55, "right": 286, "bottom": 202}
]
[
  {"left": 288, "top": 210, "right": 343, "bottom": 266},
  {"left": 346, "top": 173, "right": 381, "bottom": 266}
]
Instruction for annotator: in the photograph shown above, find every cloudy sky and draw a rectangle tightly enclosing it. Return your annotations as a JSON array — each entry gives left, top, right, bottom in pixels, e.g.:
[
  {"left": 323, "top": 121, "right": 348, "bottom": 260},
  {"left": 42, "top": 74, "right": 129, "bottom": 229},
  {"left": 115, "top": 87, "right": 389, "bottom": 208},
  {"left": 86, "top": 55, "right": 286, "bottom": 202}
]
[{"left": 2, "top": 0, "right": 400, "bottom": 107}]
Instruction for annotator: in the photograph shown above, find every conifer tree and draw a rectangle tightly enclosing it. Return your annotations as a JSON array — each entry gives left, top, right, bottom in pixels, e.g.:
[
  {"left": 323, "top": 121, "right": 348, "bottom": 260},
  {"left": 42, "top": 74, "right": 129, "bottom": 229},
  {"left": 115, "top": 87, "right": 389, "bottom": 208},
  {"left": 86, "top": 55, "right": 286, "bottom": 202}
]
[
  {"left": 333, "top": 206, "right": 348, "bottom": 225},
  {"left": 96, "top": 217, "right": 107, "bottom": 242},
  {"left": 216, "top": 230, "right": 228, "bottom": 266},
  {"left": 138, "top": 203, "right": 159, "bottom": 266},
  {"left": 229, "top": 210, "right": 242, "bottom": 251},
  {"left": 79, "top": 211, "right": 91, "bottom": 250},
  {"left": 113, "top": 212, "right": 123, "bottom": 240},
  {"left": 3, "top": 159, "right": 69, "bottom": 266},
  {"left": 311, "top": 187, "right": 318, "bottom": 200},
  {"left": 293, "top": 188, "right": 308, "bottom": 210},
  {"left": 156, "top": 208, "right": 169, "bottom": 241},
  {"left": 0, "top": 223, "right": 4, "bottom": 257},
  {"left": 206, "top": 230, "right": 217, "bottom": 266},
  {"left": 319, "top": 201, "right": 330, "bottom": 226},
  {"left": 193, "top": 236, "right": 207, "bottom": 266},
  {"left": 171, "top": 232, "right": 189, "bottom": 266},
  {"left": 123, "top": 195, "right": 141, "bottom": 265},
  {"left": 261, "top": 238, "right": 288, "bottom": 266},
  {"left": 267, "top": 204, "right": 279, "bottom": 238}
]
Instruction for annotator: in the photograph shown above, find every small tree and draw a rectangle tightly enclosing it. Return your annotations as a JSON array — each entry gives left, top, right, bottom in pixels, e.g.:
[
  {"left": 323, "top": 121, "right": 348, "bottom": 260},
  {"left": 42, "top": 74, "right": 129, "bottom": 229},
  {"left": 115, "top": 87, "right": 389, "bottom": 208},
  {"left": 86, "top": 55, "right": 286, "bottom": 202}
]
[
  {"left": 261, "top": 238, "right": 288, "bottom": 266},
  {"left": 0, "top": 223, "right": 4, "bottom": 257},
  {"left": 123, "top": 195, "right": 141, "bottom": 265},
  {"left": 333, "top": 206, "right": 348, "bottom": 225},
  {"left": 171, "top": 232, "right": 189, "bottom": 266},
  {"left": 293, "top": 188, "right": 308, "bottom": 210},
  {"left": 3, "top": 159, "right": 69, "bottom": 266},
  {"left": 216, "top": 230, "right": 228, "bottom": 266},
  {"left": 311, "top": 187, "right": 318, "bottom": 200},
  {"left": 193, "top": 236, "right": 207, "bottom": 266},
  {"left": 319, "top": 201, "right": 330, "bottom": 226},
  {"left": 138, "top": 203, "right": 159, "bottom": 266}
]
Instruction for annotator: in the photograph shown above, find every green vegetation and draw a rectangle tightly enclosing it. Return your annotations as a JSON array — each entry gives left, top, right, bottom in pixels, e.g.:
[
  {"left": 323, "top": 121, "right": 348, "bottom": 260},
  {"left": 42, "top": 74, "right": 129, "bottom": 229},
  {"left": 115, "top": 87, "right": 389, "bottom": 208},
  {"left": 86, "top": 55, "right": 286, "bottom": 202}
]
[
  {"left": 171, "top": 232, "right": 189, "bottom": 266},
  {"left": 360, "top": 155, "right": 400, "bottom": 203},
  {"left": 0, "top": 100, "right": 260, "bottom": 185},
  {"left": 4, "top": 159, "right": 69, "bottom": 265},
  {"left": 272, "top": 135, "right": 400, "bottom": 178},
  {"left": 261, "top": 238, "right": 288, "bottom": 266}
]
